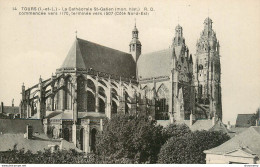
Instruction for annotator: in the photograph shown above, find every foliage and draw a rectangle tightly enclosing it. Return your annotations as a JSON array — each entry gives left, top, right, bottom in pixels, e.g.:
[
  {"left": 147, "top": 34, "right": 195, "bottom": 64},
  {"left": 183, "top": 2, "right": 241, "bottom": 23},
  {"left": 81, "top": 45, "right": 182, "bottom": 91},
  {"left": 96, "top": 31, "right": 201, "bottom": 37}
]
[
  {"left": 95, "top": 114, "right": 164, "bottom": 164},
  {"left": 0, "top": 147, "right": 96, "bottom": 164},
  {"left": 162, "top": 123, "right": 191, "bottom": 142},
  {"left": 157, "top": 130, "right": 230, "bottom": 164},
  {"left": 250, "top": 108, "right": 260, "bottom": 126},
  {"left": 0, "top": 113, "right": 9, "bottom": 119}
]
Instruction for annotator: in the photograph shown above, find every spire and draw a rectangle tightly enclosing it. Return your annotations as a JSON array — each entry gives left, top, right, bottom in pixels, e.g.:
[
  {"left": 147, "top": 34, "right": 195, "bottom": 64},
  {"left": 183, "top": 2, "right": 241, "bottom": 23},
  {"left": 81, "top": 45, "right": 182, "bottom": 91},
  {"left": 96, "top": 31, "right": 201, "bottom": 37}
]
[
  {"left": 132, "top": 19, "right": 139, "bottom": 39},
  {"left": 39, "top": 75, "right": 42, "bottom": 83},
  {"left": 172, "top": 24, "right": 185, "bottom": 47},
  {"left": 204, "top": 17, "right": 213, "bottom": 30},
  {"left": 75, "top": 30, "right": 77, "bottom": 38}
]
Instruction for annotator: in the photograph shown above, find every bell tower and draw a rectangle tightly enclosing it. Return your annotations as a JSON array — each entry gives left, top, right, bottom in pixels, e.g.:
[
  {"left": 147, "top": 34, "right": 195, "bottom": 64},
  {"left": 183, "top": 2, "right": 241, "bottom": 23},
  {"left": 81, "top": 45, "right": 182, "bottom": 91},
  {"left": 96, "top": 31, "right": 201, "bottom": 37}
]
[
  {"left": 129, "top": 21, "right": 142, "bottom": 62},
  {"left": 194, "top": 17, "right": 222, "bottom": 120}
]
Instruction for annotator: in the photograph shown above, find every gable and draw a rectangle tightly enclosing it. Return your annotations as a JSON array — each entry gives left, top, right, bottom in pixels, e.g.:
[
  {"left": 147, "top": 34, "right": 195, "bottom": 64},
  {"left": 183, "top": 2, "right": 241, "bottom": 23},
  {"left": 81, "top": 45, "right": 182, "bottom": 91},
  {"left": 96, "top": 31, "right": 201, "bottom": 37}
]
[
  {"left": 225, "top": 149, "right": 256, "bottom": 158},
  {"left": 236, "top": 114, "right": 255, "bottom": 127}
]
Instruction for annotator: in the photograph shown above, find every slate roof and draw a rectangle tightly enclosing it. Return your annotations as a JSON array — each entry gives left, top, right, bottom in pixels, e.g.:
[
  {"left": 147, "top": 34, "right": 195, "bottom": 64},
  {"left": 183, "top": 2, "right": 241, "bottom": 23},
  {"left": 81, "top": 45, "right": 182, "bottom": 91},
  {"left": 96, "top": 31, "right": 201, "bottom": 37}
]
[
  {"left": 45, "top": 111, "right": 63, "bottom": 119},
  {"left": 157, "top": 119, "right": 228, "bottom": 133},
  {"left": 236, "top": 114, "right": 255, "bottom": 127},
  {"left": 49, "top": 111, "right": 73, "bottom": 120},
  {"left": 0, "top": 134, "right": 81, "bottom": 153},
  {"left": 0, "top": 106, "right": 19, "bottom": 115},
  {"left": 60, "top": 38, "right": 136, "bottom": 78},
  {"left": 204, "top": 126, "right": 260, "bottom": 157},
  {"left": 137, "top": 48, "right": 173, "bottom": 78},
  {"left": 228, "top": 127, "right": 248, "bottom": 138},
  {"left": 0, "top": 119, "right": 44, "bottom": 134}
]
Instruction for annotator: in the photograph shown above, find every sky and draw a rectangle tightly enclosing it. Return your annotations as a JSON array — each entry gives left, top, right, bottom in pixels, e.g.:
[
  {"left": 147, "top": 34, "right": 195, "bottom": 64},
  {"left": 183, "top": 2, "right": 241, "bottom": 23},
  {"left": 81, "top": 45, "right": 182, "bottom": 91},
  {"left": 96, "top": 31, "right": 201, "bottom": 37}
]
[{"left": 0, "top": 0, "right": 259, "bottom": 124}]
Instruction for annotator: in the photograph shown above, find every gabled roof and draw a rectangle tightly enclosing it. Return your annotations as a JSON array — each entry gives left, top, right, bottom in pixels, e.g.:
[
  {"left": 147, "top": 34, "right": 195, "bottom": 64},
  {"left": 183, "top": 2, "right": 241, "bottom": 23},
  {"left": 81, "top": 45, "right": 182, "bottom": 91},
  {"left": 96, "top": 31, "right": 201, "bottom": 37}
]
[
  {"left": 1, "top": 106, "right": 19, "bottom": 114},
  {"left": 60, "top": 38, "right": 136, "bottom": 78},
  {"left": 236, "top": 114, "right": 255, "bottom": 127},
  {"left": 137, "top": 48, "right": 173, "bottom": 78},
  {"left": 204, "top": 126, "right": 260, "bottom": 157}
]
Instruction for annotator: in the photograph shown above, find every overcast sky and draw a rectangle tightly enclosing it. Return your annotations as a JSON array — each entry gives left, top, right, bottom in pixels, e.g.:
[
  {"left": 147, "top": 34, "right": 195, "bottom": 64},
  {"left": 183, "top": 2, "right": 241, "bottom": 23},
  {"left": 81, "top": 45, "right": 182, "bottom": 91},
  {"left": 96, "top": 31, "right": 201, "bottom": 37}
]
[{"left": 0, "top": 0, "right": 259, "bottom": 124}]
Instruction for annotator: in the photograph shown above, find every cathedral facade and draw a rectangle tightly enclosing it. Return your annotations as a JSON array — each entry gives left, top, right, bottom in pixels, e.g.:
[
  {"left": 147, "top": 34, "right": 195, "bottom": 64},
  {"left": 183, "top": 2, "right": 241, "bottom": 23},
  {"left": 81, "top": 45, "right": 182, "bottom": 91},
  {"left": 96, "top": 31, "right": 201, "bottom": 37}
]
[{"left": 19, "top": 17, "right": 222, "bottom": 153}]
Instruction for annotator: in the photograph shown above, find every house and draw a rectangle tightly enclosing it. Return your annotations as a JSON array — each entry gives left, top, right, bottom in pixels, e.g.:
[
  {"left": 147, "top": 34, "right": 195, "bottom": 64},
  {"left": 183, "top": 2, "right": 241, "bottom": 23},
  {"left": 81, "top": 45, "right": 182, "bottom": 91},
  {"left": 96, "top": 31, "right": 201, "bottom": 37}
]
[
  {"left": 0, "top": 101, "right": 20, "bottom": 119},
  {"left": 236, "top": 114, "right": 256, "bottom": 127},
  {"left": 0, "top": 119, "right": 80, "bottom": 153},
  {"left": 204, "top": 126, "right": 260, "bottom": 164}
]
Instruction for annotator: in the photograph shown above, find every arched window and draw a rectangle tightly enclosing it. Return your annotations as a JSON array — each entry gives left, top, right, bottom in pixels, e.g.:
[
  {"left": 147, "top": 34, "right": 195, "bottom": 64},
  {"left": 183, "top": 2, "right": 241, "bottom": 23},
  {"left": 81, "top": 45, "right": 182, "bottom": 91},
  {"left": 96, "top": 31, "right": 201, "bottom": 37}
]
[
  {"left": 66, "top": 76, "right": 73, "bottom": 110},
  {"left": 79, "top": 128, "right": 84, "bottom": 150},
  {"left": 132, "top": 45, "right": 135, "bottom": 51},
  {"left": 155, "top": 84, "right": 169, "bottom": 120},
  {"left": 87, "top": 91, "right": 95, "bottom": 112},
  {"left": 87, "top": 79, "right": 96, "bottom": 112},
  {"left": 99, "top": 98, "right": 105, "bottom": 113},
  {"left": 77, "top": 76, "right": 87, "bottom": 112},
  {"left": 91, "top": 128, "right": 97, "bottom": 152},
  {"left": 112, "top": 100, "right": 117, "bottom": 115}
]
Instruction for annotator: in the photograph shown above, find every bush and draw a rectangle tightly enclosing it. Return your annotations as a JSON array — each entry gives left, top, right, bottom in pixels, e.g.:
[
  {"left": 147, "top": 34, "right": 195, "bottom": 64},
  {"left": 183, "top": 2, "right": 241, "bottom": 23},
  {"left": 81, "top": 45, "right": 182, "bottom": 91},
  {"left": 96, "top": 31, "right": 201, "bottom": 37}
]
[
  {"left": 158, "top": 130, "right": 230, "bottom": 164},
  {"left": 162, "top": 123, "right": 191, "bottom": 142},
  {"left": 0, "top": 148, "right": 96, "bottom": 164},
  {"left": 95, "top": 115, "right": 164, "bottom": 164}
]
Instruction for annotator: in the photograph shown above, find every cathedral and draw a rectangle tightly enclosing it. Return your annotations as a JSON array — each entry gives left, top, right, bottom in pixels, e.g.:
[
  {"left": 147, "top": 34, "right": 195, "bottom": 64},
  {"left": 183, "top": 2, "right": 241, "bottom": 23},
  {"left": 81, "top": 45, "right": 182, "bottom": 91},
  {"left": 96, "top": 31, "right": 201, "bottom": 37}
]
[{"left": 19, "top": 17, "right": 222, "bottom": 153}]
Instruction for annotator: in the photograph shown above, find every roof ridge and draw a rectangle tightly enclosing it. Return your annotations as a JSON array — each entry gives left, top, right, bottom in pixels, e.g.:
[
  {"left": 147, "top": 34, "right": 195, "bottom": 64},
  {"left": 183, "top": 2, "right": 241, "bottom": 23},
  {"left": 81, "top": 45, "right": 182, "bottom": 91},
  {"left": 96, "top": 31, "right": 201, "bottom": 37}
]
[
  {"left": 77, "top": 38, "right": 131, "bottom": 56},
  {"left": 141, "top": 48, "right": 172, "bottom": 56},
  {"left": 237, "top": 113, "right": 255, "bottom": 115},
  {"left": 75, "top": 39, "right": 86, "bottom": 69}
]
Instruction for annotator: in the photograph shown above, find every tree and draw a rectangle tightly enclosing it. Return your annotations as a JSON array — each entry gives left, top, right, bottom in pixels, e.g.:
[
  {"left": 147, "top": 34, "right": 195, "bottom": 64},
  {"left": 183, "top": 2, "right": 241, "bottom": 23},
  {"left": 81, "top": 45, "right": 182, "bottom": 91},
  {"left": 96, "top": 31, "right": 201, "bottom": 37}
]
[
  {"left": 162, "top": 123, "right": 191, "bottom": 142},
  {"left": 95, "top": 114, "right": 164, "bottom": 164},
  {"left": 158, "top": 130, "right": 230, "bottom": 164},
  {"left": 0, "top": 147, "right": 96, "bottom": 164},
  {"left": 251, "top": 108, "right": 260, "bottom": 126}
]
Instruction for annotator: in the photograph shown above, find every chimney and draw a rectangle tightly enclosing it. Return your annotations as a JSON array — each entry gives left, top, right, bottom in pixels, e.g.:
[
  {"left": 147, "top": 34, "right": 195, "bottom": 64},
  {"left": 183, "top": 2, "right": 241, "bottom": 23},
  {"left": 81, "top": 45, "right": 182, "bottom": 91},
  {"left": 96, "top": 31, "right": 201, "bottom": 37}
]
[
  {"left": 1, "top": 102, "right": 3, "bottom": 113},
  {"left": 227, "top": 121, "right": 231, "bottom": 130},
  {"left": 100, "top": 119, "right": 103, "bottom": 131},
  {"left": 12, "top": 99, "right": 14, "bottom": 107},
  {"left": 190, "top": 113, "right": 195, "bottom": 126},
  {"left": 212, "top": 116, "right": 216, "bottom": 126},
  {"left": 26, "top": 124, "right": 33, "bottom": 139}
]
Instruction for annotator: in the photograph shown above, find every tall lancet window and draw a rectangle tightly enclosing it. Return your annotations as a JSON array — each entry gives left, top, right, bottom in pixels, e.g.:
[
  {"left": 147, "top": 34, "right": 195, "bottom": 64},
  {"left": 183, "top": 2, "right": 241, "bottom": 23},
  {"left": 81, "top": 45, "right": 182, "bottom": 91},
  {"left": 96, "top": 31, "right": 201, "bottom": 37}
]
[{"left": 155, "top": 84, "right": 169, "bottom": 120}]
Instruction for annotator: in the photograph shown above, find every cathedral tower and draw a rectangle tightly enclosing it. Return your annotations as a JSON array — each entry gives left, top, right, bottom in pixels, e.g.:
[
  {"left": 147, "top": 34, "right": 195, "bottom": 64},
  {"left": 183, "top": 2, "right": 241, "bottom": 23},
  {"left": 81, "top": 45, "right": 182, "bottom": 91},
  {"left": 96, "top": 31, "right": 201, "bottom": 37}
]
[
  {"left": 129, "top": 22, "right": 142, "bottom": 62},
  {"left": 194, "top": 18, "right": 222, "bottom": 120},
  {"left": 171, "top": 25, "right": 195, "bottom": 121}
]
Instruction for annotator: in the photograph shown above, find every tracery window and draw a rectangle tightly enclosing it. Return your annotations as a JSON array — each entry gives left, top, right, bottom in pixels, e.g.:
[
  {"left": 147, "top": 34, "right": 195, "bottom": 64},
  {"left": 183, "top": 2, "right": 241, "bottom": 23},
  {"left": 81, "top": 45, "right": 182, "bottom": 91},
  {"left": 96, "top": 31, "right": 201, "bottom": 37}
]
[{"left": 155, "top": 84, "right": 169, "bottom": 120}]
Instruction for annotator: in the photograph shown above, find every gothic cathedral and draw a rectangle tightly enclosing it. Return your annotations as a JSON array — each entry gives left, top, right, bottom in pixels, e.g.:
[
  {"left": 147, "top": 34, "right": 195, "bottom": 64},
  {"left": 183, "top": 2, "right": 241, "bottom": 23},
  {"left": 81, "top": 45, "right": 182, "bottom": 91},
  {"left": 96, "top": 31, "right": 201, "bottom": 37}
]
[{"left": 19, "top": 17, "right": 222, "bottom": 153}]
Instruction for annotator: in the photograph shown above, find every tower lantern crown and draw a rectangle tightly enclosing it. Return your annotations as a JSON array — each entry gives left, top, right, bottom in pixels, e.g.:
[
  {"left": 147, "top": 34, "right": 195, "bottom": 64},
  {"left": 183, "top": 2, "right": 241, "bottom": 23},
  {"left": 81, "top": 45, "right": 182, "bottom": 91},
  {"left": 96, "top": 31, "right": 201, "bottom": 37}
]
[
  {"left": 129, "top": 21, "right": 141, "bottom": 62},
  {"left": 204, "top": 17, "right": 213, "bottom": 30},
  {"left": 132, "top": 23, "right": 139, "bottom": 39},
  {"left": 173, "top": 24, "right": 185, "bottom": 47}
]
